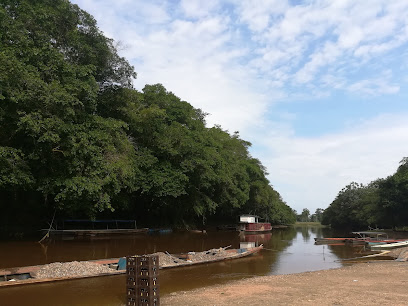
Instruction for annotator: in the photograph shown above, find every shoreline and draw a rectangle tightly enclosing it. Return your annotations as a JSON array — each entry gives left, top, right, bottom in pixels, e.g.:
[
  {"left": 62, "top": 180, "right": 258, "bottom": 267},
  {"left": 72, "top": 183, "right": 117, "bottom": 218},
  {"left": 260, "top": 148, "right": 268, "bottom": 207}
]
[{"left": 162, "top": 261, "right": 408, "bottom": 305}]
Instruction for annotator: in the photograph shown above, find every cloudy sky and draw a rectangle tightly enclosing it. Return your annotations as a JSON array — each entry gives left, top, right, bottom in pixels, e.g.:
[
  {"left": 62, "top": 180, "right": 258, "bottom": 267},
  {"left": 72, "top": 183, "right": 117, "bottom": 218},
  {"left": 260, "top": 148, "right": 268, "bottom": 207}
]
[{"left": 73, "top": 0, "right": 408, "bottom": 214}]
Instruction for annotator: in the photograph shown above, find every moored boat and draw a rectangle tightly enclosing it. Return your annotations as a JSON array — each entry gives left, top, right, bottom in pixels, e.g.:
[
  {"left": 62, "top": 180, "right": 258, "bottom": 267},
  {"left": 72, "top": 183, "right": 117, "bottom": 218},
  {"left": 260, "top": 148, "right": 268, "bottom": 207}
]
[
  {"left": 314, "top": 231, "right": 399, "bottom": 245},
  {"left": 371, "top": 240, "right": 408, "bottom": 251},
  {"left": 238, "top": 215, "right": 272, "bottom": 233},
  {"left": 314, "top": 238, "right": 347, "bottom": 243},
  {"left": 365, "top": 239, "right": 408, "bottom": 246},
  {"left": 0, "top": 245, "right": 263, "bottom": 288},
  {"left": 349, "top": 231, "right": 389, "bottom": 244}
]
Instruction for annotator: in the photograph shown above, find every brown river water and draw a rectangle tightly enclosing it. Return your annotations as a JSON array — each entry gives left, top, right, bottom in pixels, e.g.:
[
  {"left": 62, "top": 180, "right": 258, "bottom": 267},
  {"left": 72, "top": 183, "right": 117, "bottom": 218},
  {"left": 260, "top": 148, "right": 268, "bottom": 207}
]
[{"left": 0, "top": 226, "right": 365, "bottom": 305}]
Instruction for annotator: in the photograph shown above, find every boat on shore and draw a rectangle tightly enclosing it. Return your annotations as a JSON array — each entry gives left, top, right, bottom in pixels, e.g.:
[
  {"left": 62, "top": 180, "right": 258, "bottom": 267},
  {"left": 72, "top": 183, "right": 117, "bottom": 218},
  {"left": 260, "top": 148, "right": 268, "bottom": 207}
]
[
  {"left": 0, "top": 245, "right": 263, "bottom": 288},
  {"left": 370, "top": 240, "right": 408, "bottom": 251}
]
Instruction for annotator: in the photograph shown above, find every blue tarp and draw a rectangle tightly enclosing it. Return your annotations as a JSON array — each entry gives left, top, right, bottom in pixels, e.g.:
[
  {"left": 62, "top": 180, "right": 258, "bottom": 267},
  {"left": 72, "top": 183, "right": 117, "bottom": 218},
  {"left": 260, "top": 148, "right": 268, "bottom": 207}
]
[{"left": 117, "top": 257, "right": 126, "bottom": 270}]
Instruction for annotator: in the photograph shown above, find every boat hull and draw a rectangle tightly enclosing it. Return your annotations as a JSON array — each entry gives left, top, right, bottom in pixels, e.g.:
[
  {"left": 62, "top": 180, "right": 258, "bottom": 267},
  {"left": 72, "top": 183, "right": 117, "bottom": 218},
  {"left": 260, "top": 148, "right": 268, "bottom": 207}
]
[
  {"left": 41, "top": 228, "right": 149, "bottom": 237},
  {"left": 371, "top": 241, "right": 408, "bottom": 251},
  {"left": 0, "top": 246, "right": 263, "bottom": 288}
]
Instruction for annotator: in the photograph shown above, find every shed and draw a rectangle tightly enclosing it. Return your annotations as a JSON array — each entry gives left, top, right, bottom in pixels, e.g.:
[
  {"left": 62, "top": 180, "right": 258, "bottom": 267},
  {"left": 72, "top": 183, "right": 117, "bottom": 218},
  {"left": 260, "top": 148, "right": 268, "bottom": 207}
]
[{"left": 239, "top": 215, "right": 259, "bottom": 224}]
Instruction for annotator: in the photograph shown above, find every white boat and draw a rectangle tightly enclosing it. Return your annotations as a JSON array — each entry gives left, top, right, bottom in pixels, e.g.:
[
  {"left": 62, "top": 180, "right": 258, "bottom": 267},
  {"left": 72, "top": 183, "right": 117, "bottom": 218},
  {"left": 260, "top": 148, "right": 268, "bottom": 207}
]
[{"left": 371, "top": 240, "right": 408, "bottom": 251}]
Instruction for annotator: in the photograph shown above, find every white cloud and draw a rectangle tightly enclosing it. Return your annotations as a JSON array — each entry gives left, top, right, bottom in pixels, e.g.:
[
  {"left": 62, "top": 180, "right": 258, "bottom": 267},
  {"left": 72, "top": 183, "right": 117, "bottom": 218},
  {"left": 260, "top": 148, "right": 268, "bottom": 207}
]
[
  {"left": 179, "top": 0, "right": 220, "bottom": 19},
  {"left": 234, "top": 0, "right": 289, "bottom": 32},
  {"left": 71, "top": 0, "right": 408, "bottom": 212},
  {"left": 348, "top": 73, "right": 400, "bottom": 96},
  {"left": 256, "top": 114, "right": 408, "bottom": 213}
]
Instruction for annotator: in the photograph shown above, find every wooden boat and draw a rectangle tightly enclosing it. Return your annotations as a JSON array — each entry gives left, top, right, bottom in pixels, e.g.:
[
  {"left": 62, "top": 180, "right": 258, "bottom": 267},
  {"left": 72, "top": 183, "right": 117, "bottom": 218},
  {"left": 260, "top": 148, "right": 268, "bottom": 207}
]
[
  {"left": 238, "top": 215, "right": 272, "bottom": 233},
  {"left": 365, "top": 239, "right": 408, "bottom": 246},
  {"left": 314, "top": 232, "right": 398, "bottom": 245},
  {"left": 41, "top": 220, "right": 148, "bottom": 237},
  {"left": 147, "top": 228, "right": 173, "bottom": 234},
  {"left": 0, "top": 245, "right": 263, "bottom": 288},
  {"left": 371, "top": 240, "right": 408, "bottom": 251},
  {"left": 42, "top": 228, "right": 149, "bottom": 237},
  {"left": 314, "top": 238, "right": 347, "bottom": 243},
  {"left": 188, "top": 229, "right": 207, "bottom": 234}
]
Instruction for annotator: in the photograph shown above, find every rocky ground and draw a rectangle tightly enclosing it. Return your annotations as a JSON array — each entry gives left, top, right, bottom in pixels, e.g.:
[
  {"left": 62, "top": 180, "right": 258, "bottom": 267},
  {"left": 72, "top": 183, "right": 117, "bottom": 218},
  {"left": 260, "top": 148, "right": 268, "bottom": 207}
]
[{"left": 162, "top": 261, "right": 408, "bottom": 306}]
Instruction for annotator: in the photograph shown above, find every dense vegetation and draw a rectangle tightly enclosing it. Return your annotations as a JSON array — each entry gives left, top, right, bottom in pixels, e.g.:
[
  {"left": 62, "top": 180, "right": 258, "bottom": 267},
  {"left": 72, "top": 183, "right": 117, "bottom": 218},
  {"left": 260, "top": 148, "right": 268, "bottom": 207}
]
[
  {"left": 0, "top": 0, "right": 295, "bottom": 235},
  {"left": 322, "top": 158, "right": 408, "bottom": 230},
  {"left": 296, "top": 208, "right": 324, "bottom": 223}
]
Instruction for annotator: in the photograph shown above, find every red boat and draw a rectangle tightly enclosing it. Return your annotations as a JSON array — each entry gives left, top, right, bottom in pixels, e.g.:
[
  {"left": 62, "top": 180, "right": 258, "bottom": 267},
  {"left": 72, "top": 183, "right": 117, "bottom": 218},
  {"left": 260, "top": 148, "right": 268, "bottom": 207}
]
[{"left": 238, "top": 215, "right": 272, "bottom": 233}]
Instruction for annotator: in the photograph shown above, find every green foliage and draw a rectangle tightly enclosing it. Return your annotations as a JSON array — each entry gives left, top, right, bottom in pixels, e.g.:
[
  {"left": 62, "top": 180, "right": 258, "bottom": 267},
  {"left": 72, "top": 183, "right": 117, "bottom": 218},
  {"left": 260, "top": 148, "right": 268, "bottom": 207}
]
[
  {"left": 0, "top": 147, "right": 33, "bottom": 188},
  {"left": 0, "top": 0, "right": 295, "bottom": 230},
  {"left": 0, "top": 0, "right": 136, "bottom": 218},
  {"left": 322, "top": 158, "right": 408, "bottom": 229}
]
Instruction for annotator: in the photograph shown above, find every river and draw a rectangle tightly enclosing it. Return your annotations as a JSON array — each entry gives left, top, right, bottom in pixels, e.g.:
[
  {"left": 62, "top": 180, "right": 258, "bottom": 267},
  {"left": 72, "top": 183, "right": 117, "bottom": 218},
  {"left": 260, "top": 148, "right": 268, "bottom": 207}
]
[{"left": 0, "top": 225, "right": 364, "bottom": 305}]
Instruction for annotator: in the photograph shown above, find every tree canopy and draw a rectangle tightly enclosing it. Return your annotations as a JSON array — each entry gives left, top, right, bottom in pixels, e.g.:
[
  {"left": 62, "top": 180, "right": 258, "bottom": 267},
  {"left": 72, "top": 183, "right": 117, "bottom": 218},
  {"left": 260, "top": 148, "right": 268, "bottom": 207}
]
[
  {"left": 0, "top": 0, "right": 295, "bottom": 234},
  {"left": 322, "top": 158, "right": 408, "bottom": 229}
]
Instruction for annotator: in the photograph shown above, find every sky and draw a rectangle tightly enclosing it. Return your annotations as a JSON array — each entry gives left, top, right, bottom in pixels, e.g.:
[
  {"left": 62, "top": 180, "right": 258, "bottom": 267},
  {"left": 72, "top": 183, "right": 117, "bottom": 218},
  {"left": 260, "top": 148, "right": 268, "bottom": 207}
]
[{"left": 72, "top": 0, "right": 408, "bottom": 214}]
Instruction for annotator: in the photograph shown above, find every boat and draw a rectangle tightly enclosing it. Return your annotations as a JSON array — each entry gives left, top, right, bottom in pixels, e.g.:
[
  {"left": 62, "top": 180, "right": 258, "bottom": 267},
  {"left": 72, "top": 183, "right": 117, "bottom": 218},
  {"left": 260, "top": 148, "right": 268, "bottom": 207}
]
[
  {"left": 42, "top": 228, "right": 149, "bottom": 237},
  {"left": 147, "top": 228, "right": 173, "bottom": 234},
  {"left": 314, "top": 238, "right": 348, "bottom": 243},
  {"left": 188, "top": 229, "right": 207, "bottom": 234},
  {"left": 238, "top": 214, "right": 272, "bottom": 233},
  {"left": 370, "top": 240, "right": 408, "bottom": 251},
  {"left": 41, "top": 220, "right": 148, "bottom": 237},
  {"left": 0, "top": 245, "right": 263, "bottom": 288},
  {"left": 314, "top": 232, "right": 400, "bottom": 245},
  {"left": 365, "top": 239, "right": 408, "bottom": 246},
  {"left": 349, "top": 231, "right": 389, "bottom": 244}
]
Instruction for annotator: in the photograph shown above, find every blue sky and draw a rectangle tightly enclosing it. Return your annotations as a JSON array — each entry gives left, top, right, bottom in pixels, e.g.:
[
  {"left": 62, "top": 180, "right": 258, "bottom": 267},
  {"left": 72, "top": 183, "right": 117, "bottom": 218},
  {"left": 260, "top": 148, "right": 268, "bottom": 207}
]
[{"left": 73, "top": 0, "right": 408, "bottom": 214}]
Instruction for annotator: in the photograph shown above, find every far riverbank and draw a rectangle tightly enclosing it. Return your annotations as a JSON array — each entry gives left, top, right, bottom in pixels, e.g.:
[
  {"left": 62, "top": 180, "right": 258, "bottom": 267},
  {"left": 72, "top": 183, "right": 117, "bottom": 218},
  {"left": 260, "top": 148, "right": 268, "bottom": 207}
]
[{"left": 162, "top": 261, "right": 408, "bottom": 305}]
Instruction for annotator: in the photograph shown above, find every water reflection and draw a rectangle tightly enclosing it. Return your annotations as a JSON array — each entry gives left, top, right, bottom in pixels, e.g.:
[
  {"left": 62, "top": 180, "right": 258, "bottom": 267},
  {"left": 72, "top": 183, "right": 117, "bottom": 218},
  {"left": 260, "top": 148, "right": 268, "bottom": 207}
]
[
  {"left": 239, "top": 232, "right": 272, "bottom": 248},
  {"left": 0, "top": 226, "right": 367, "bottom": 305},
  {"left": 268, "top": 225, "right": 351, "bottom": 275}
]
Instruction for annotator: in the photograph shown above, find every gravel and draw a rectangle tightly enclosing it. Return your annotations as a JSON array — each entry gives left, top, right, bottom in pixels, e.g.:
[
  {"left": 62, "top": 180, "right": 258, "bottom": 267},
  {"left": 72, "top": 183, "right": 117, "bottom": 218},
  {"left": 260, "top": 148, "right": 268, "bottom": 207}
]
[
  {"left": 31, "top": 247, "right": 235, "bottom": 279},
  {"left": 32, "top": 261, "right": 114, "bottom": 279},
  {"left": 152, "top": 247, "right": 235, "bottom": 268}
]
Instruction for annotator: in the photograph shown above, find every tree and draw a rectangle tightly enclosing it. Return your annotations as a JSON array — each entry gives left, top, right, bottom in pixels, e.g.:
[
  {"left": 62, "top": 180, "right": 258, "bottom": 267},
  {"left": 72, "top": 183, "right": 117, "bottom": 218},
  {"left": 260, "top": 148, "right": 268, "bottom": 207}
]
[
  {"left": 310, "top": 208, "right": 324, "bottom": 222},
  {"left": 322, "top": 158, "right": 408, "bottom": 230},
  {"left": 300, "top": 208, "right": 310, "bottom": 222},
  {"left": 0, "top": 0, "right": 296, "bottom": 232},
  {"left": 0, "top": 0, "right": 137, "bottom": 220}
]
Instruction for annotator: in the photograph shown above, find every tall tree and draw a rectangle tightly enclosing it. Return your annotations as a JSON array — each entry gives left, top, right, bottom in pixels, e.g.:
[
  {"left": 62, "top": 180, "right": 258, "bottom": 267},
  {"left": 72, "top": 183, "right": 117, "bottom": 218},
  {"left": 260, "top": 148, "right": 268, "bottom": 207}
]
[{"left": 0, "top": 0, "right": 136, "bottom": 220}]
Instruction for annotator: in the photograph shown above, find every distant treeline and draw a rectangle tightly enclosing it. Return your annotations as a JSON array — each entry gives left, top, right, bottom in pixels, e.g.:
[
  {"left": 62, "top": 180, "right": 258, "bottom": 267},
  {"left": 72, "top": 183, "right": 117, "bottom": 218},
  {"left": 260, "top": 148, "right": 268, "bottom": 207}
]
[
  {"left": 322, "top": 158, "right": 408, "bottom": 229},
  {"left": 0, "top": 0, "right": 295, "bottom": 234}
]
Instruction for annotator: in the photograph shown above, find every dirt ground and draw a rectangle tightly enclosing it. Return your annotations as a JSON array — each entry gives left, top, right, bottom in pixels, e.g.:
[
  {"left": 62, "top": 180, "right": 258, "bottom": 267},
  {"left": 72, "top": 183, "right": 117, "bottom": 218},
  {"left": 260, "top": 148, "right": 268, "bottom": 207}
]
[{"left": 162, "top": 261, "right": 408, "bottom": 305}]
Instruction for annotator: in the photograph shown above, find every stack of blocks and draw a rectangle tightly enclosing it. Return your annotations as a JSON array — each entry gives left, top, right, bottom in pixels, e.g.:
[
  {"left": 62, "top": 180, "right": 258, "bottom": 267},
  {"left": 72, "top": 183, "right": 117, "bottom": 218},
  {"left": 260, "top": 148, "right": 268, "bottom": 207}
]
[{"left": 126, "top": 255, "right": 159, "bottom": 306}]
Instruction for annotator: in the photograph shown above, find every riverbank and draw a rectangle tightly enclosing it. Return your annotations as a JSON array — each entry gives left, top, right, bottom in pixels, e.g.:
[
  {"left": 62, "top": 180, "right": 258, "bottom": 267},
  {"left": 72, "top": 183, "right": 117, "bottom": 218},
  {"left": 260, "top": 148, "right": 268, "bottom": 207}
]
[{"left": 162, "top": 261, "right": 408, "bottom": 305}]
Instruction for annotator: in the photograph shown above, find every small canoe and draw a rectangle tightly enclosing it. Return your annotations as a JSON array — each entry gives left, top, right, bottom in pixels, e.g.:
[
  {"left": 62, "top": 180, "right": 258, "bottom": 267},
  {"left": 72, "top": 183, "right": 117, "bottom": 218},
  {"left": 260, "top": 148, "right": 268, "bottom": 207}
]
[
  {"left": 371, "top": 240, "right": 408, "bottom": 251},
  {"left": 314, "top": 238, "right": 348, "bottom": 243},
  {"left": 0, "top": 245, "right": 263, "bottom": 288},
  {"left": 366, "top": 239, "right": 408, "bottom": 246}
]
